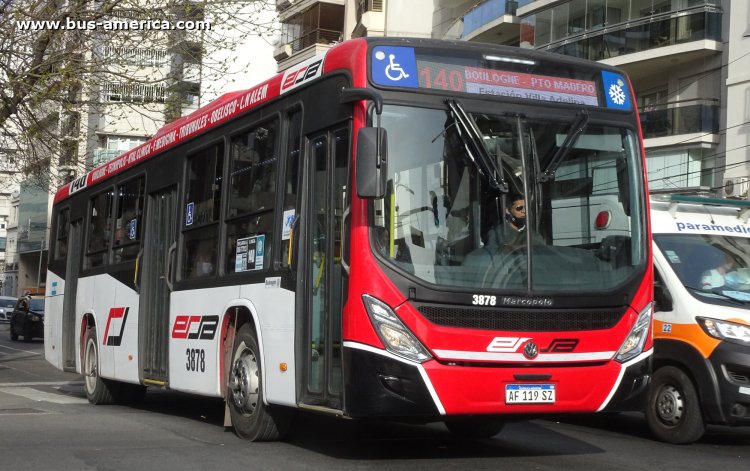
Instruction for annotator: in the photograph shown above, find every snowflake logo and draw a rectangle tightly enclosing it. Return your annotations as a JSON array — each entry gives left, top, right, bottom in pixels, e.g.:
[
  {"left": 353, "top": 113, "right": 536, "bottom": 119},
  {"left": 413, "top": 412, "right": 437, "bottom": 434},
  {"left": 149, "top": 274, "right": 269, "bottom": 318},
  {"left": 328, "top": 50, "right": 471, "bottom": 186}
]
[{"left": 608, "top": 83, "right": 626, "bottom": 106}]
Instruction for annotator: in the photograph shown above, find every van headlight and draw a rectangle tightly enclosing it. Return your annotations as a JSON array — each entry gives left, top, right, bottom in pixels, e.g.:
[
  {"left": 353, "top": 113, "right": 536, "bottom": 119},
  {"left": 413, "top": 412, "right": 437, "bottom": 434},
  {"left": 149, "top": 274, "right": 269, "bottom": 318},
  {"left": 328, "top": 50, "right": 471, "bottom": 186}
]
[
  {"left": 362, "top": 294, "right": 432, "bottom": 363},
  {"left": 697, "top": 317, "right": 750, "bottom": 345},
  {"left": 615, "top": 303, "right": 652, "bottom": 363}
]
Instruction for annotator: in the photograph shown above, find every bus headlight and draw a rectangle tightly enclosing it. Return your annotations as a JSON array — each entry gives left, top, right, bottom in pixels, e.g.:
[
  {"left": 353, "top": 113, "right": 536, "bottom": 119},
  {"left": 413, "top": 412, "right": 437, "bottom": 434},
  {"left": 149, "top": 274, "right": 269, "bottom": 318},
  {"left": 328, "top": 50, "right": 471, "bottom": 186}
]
[
  {"left": 615, "top": 303, "right": 652, "bottom": 363},
  {"left": 697, "top": 317, "right": 750, "bottom": 345},
  {"left": 362, "top": 294, "right": 432, "bottom": 363}
]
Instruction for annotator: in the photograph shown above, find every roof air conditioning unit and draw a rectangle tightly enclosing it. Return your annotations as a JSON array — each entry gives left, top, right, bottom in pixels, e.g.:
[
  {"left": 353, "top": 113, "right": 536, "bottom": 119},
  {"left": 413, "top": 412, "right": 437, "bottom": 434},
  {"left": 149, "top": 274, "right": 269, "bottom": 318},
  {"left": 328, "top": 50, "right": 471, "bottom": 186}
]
[{"left": 723, "top": 177, "right": 750, "bottom": 198}]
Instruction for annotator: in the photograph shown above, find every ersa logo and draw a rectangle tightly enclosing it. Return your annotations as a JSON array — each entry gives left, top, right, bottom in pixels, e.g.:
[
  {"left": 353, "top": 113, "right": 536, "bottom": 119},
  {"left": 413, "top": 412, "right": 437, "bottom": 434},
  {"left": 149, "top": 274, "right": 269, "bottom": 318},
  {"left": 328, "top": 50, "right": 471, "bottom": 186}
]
[
  {"left": 172, "top": 315, "right": 220, "bottom": 340},
  {"left": 280, "top": 56, "right": 324, "bottom": 94},
  {"left": 487, "top": 337, "right": 579, "bottom": 358}
]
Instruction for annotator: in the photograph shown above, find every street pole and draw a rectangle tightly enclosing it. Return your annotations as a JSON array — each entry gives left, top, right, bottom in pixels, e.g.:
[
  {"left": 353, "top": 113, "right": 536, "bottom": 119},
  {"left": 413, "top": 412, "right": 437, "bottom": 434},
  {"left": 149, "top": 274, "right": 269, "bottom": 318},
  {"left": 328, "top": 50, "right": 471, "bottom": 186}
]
[{"left": 37, "top": 239, "right": 44, "bottom": 293}]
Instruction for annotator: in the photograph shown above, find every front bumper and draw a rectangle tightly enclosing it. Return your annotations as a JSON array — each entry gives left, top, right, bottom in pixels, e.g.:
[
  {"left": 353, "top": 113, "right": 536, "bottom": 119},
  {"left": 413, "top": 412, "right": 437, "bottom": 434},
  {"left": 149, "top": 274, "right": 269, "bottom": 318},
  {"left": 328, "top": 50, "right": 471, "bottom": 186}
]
[
  {"left": 343, "top": 343, "right": 651, "bottom": 419},
  {"left": 707, "top": 342, "right": 750, "bottom": 426}
]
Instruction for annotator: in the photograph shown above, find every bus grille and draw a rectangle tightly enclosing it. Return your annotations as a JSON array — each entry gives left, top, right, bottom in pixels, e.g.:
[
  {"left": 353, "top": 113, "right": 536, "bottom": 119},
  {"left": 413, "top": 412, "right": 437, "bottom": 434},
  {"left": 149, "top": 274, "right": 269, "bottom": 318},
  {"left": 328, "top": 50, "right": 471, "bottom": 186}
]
[{"left": 416, "top": 305, "right": 626, "bottom": 332}]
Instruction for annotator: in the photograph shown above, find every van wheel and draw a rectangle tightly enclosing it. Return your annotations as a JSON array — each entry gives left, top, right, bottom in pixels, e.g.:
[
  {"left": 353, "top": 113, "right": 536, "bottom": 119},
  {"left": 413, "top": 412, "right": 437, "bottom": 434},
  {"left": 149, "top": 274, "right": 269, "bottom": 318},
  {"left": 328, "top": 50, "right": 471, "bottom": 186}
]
[
  {"left": 445, "top": 418, "right": 505, "bottom": 438},
  {"left": 227, "top": 324, "right": 291, "bottom": 441},
  {"left": 646, "top": 366, "right": 705, "bottom": 444},
  {"left": 83, "top": 327, "right": 116, "bottom": 405}
]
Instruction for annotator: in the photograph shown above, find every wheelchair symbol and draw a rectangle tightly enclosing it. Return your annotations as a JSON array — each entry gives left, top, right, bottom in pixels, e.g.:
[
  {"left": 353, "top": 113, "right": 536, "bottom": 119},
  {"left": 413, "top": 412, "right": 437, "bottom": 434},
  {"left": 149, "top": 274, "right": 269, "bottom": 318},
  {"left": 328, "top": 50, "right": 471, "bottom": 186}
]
[{"left": 375, "top": 50, "right": 410, "bottom": 82}]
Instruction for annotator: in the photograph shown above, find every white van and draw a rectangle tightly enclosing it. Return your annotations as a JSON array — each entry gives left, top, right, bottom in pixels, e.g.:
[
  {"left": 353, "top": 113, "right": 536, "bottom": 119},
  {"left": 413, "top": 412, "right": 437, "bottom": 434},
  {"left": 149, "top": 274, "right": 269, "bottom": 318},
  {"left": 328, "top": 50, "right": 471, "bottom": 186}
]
[{"left": 649, "top": 194, "right": 750, "bottom": 444}]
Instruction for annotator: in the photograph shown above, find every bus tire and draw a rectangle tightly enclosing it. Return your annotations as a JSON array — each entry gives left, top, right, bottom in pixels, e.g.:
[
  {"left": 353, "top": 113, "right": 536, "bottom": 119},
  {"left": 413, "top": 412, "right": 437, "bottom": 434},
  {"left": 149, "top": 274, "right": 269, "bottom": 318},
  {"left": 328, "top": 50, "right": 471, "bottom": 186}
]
[
  {"left": 646, "top": 366, "right": 705, "bottom": 444},
  {"left": 83, "top": 327, "right": 116, "bottom": 405},
  {"left": 227, "top": 324, "right": 291, "bottom": 441},
  {"left": 444, "top": 418, "right": 505, "bottom": 438}
]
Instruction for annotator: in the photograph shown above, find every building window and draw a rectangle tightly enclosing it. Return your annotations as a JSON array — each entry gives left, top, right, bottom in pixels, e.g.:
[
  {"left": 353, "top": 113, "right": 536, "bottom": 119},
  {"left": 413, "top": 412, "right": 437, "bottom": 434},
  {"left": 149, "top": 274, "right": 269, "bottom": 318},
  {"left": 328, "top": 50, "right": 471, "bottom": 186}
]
[
  {"left": 280, "top": 3, "right": 344, "bottom": 52},
  {"left": 102, "top": 82, "right": 167, "bottom": 103},
  {"left": 102, "top": 46, "right": 168, "bottom": 67}
]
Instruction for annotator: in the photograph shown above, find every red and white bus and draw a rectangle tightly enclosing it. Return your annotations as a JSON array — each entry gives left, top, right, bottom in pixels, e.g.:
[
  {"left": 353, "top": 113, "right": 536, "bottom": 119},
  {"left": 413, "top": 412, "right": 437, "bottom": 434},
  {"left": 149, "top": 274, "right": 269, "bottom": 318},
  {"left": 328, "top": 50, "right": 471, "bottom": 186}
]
[{"left": 45, "top": 37, "right": 653, "bottom": 441}]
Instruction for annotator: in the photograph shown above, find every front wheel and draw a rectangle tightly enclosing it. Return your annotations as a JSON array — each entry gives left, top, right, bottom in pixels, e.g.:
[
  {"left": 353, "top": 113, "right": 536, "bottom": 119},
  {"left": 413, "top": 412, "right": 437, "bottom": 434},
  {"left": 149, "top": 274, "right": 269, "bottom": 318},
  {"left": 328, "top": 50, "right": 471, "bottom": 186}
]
[
  {"left": 9, "top": 324, "right": 18, "bottom": 341},
  {"left": 444, "top": 418, "right": 505, "bottom": 438},
  {"left": 646, "top": 366, "right": 705, "bottom": 444},
  {"left": 227, "top": 324, "right": 291, "bottom": 441}
]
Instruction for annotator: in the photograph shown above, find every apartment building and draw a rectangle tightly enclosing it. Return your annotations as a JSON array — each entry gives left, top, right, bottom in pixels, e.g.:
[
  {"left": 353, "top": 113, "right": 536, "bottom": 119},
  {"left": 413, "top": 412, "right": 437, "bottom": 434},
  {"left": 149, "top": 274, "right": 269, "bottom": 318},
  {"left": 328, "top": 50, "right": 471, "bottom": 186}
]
[
  {"left": 273, "top": 0, "right": 433, "bottom": 71},
  {"left": 439, "top": 0, "right": 749, "bottom": 197},
  {"left": 7, "top": 1, "right": 276, "bottom": 296}
]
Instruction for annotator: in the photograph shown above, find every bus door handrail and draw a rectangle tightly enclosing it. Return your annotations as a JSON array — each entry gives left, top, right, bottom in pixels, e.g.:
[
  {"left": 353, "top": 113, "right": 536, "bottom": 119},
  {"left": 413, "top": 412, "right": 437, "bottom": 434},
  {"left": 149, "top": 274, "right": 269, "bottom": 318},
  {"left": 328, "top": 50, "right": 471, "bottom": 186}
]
[{"left": 165, "top": 242, "right": 177, "bottom": 291}]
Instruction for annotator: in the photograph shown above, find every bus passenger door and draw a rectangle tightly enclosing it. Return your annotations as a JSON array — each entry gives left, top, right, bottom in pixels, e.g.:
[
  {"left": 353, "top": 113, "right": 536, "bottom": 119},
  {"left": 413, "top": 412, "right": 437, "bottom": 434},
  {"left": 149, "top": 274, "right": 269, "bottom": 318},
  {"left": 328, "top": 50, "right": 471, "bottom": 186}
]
[
  {"left": 62, "top": 220, "right": 83, "bottom": 371},
  {"left": 299, "top": 126, "right": 349, "bottom": 410},
  {"left": 138, "top": 186, "right": 178, "bottom": 385}
]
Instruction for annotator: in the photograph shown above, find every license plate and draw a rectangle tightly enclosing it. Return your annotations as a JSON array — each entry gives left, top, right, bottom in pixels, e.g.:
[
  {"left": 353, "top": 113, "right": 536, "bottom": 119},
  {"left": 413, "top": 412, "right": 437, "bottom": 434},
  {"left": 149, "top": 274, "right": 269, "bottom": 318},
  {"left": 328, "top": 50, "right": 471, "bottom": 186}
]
[{"left": 505, "top": 384, "right": 556, "bottom": 404}]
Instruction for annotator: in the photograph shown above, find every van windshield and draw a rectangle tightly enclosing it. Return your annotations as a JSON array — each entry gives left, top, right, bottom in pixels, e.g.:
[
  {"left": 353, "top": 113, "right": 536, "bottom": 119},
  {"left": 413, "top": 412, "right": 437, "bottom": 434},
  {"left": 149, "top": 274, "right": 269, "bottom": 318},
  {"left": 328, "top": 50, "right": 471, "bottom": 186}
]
[{"left": 654, "top": 233, "right": 750, "bottom": 304}]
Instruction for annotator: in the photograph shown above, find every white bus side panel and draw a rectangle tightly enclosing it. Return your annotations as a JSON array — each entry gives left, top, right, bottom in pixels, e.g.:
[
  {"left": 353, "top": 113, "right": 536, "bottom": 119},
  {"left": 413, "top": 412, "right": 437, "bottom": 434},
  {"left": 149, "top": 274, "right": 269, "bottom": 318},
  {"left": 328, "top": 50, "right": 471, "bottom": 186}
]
[
  {"left": 239, "top": 282, "right": 296, "bottom": 407},
  {"left": 112, "top": 279, "right": 141, "bottom": 383},
  {"left": 76, "top": 275, "right": 117, "bottom": 379},
  {"left": 44, "top": 271, "right": 65, "bottom": 370},
  {"left": 170, "top": 286, "right": 240, "bottom": 396}
]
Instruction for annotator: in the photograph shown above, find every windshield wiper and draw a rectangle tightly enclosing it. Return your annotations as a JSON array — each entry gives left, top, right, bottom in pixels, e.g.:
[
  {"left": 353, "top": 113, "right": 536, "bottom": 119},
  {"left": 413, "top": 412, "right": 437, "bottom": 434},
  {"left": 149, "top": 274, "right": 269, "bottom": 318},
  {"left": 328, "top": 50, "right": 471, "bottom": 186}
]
[
  {"left": 445, "top": 99, "right": 508, "bottom": 193},
  {"left": 538, "top": 110, "right": 589, "bottom": 183},
  {"left": 683, "top": 285, "right": 750, "bottom": 305}
]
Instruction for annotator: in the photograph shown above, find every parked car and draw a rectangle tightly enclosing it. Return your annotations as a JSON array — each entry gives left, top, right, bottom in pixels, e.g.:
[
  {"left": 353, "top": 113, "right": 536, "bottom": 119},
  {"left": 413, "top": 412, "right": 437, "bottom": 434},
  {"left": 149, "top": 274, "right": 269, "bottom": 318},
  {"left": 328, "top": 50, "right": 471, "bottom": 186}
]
[
  {"left": 0, "top": 296, "right": 17, "bottom": 323},
  {"left": 10, "top": 296, "right": 45, "bottom": 342}
]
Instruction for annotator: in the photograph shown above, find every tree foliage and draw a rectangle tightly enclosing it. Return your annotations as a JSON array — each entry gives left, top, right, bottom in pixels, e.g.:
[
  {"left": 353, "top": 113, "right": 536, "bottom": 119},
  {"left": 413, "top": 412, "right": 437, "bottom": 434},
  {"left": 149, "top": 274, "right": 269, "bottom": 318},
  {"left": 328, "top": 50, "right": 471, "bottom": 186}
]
[{"left": 0, "top": 0, "right": 277, "bottom": 189}]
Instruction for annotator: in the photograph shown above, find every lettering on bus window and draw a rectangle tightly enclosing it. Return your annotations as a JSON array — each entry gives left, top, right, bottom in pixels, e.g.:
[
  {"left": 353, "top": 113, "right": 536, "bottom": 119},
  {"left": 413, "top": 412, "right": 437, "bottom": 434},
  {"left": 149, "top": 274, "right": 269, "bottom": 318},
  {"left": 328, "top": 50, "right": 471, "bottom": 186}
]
[
  {"left": 181, "top": 143, "right": 223, "bottom": 280},
  {"left": 85, "top": 189, "right": 114, "bottom": 268},
  {"left": 225, "top": 119, "right": 279, "bottom": 273},
  {"left": 114, "top": 177, "right": 144, "bottom": 263}
]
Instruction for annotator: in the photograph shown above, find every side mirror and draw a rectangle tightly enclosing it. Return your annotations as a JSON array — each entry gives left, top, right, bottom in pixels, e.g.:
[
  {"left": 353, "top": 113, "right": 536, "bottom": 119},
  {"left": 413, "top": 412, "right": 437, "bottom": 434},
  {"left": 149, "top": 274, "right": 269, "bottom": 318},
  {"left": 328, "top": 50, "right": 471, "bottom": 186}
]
[
  {"left": 356, "top": 127, "right": 388, "bottom": 199},
  {"left": 654, "top": 280, "right": 673, "bottom": 312}
]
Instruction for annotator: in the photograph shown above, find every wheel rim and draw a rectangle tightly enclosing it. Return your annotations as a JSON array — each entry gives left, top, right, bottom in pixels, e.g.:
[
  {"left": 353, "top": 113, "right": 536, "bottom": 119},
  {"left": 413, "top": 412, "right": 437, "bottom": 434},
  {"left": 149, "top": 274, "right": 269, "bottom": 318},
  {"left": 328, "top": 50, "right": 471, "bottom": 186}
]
[
  {"left": 84, "top": 337, "right": 98, "bottom": 394},
  {"left": 655, "top": 384, "right": 684, "bottom": 426},
  {"left": 229, "top": 341, "right": 259, "bottom": 417}
]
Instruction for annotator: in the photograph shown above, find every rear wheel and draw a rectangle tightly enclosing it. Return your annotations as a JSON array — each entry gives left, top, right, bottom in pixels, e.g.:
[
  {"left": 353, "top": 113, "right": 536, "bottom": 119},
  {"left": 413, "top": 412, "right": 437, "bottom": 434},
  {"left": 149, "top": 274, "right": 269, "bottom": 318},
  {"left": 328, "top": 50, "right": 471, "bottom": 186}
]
[
  {"left": 83, "top": 327, "right": 116, "bottom": 405},
  {"left": 227, "top": 324, "right": 291, "bottom": 441},
  {"left": 646, "top": 366, "right": 705, "bottom": 444},
  {"left": 444, "top": 418, "right": 505, "bottom": 438}
]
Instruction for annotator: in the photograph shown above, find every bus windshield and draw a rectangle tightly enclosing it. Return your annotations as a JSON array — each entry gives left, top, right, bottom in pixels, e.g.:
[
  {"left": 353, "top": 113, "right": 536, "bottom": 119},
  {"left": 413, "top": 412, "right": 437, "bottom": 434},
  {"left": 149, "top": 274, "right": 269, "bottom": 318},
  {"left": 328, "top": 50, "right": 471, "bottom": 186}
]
[
  {"left": 372, "top": 104, "right": 645, "bottom": 293},
  {"left": 654, "top": 233, "right": 750, "bottom": 305}
]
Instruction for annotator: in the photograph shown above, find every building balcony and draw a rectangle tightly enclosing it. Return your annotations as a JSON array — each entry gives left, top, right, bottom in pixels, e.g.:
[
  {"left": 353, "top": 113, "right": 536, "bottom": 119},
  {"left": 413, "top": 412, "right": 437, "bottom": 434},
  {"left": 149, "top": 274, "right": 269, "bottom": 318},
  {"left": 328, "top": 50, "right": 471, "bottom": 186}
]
[
  {"left": 93, "top": 149, "right": 123, "bottom": 167},
  {"left": 460, "top": 0, "right": 532, "bottom": 43},
  {"left": 538, "top": 8, "right": 721, "bottom": 70},
  {"left": 640, "top": 99, "right": 719, "bottom": 146}
]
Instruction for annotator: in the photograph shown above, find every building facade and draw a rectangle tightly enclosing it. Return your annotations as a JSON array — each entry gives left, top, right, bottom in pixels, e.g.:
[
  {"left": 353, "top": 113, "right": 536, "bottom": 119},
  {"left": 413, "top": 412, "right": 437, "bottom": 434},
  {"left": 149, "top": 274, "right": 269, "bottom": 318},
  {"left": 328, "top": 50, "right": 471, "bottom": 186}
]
[
  {"left": 273, "top": 0, "right": 434, "bottom": 71},
  {"left": 5, "top": 1, "right": 276, "bottom": 297},
  {"left": 437, "top": 0, "right": 749, "bottom": 197}
]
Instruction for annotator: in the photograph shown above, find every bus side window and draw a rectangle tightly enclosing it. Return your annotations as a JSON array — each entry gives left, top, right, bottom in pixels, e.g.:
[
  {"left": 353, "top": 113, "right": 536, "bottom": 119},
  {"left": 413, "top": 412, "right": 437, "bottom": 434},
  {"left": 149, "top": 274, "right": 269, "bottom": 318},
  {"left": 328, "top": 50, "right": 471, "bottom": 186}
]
[
  {"left": 55, "top": 207, "right": 70, "bottom": 260},
  {"left": 113, "top": 177, "right": 144, "bottom": 263},
  {"left": 281, "top": 109, "right": 302, "bottom": 269},
  {"left": 225, "top": 119, "right": 279, "bottom": 273},
  {"left": 85, "top": 189, "right": 114, "bottom": 268},
  {"left": 182, "top": 142, "right": 223, "bottom": 279}
]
